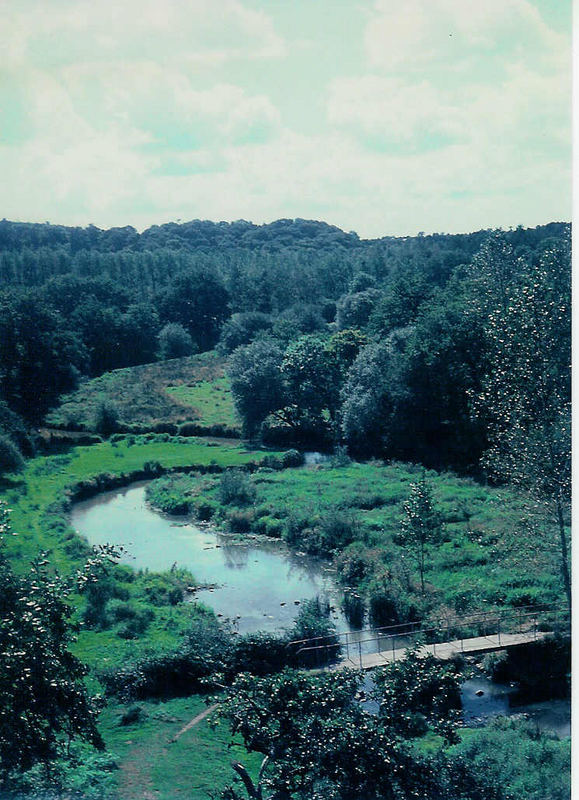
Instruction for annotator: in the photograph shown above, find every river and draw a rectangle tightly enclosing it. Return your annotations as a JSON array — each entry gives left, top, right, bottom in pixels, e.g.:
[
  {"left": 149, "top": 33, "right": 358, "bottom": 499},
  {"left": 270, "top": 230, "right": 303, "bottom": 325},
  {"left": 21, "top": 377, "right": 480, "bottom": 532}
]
[{"left": 71, "top": 480, "right": 570, "bottom": 737}]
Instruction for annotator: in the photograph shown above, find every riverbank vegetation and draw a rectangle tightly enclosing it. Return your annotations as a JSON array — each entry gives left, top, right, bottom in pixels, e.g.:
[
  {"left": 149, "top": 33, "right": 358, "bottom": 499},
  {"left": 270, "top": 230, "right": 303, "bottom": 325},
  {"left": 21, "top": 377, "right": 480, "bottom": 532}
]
[
  {"left": 146, "top": 459, "right": 563, "bottom": 626},
  {"left": 0, "top": 218, "right": 570, "bottom": 798}
]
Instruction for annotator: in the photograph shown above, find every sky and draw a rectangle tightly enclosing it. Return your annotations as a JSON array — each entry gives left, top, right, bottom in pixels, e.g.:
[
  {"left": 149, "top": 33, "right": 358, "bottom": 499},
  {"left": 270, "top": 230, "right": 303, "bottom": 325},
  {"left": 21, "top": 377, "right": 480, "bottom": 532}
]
[{"left": 0, "top": 0, "right": 572, "bottom": 239}]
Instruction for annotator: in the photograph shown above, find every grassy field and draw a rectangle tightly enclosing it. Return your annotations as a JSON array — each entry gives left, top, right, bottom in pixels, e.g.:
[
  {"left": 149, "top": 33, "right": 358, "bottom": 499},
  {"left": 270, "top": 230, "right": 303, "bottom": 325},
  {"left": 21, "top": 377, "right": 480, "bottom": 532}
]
[
  {"left": 100, "top": 696, "right": 261, "bottom": 800},
  {"left": 146, "top": 459, "right": 564, "bottom": 620},
  {"left": 45, "top": 352, "right": 240, "bottom": 433},
  {"left": 165, "top": 373, "right": 238, "bottom": 429}
]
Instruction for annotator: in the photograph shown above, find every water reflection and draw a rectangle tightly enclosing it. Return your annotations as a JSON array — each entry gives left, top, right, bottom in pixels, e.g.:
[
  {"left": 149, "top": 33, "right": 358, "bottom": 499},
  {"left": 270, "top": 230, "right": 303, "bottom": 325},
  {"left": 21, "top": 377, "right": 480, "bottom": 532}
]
[{"left": 71, "top": 482, "right": 345, "bottom": 635}]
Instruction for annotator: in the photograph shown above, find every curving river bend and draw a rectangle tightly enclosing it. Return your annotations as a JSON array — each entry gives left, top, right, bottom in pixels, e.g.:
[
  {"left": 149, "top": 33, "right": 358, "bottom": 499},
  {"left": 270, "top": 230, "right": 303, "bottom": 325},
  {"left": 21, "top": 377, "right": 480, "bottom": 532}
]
[
  {"left": 71, "top": 480, "right": 570, "bottom": 737},
  {"left": 71, "top": 481, "right": 352, "bottom": 636}
]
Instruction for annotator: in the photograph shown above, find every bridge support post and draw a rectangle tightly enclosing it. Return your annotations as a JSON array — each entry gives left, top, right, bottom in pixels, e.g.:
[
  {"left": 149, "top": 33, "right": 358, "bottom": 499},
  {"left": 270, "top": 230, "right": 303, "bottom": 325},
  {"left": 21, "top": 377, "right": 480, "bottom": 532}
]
[
  {"left": 497, "top": 616, "right": 501, "bottom": 647},
  {"left": 358, "top": 640, "right": 362, "bottom": 669}
]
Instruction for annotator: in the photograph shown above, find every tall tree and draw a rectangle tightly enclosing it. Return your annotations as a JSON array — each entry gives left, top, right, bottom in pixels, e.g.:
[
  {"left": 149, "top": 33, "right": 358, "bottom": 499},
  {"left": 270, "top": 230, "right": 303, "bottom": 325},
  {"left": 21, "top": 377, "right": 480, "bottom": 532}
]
[{"left": 475, "top": 238, "right": 571, "bottom": 608}]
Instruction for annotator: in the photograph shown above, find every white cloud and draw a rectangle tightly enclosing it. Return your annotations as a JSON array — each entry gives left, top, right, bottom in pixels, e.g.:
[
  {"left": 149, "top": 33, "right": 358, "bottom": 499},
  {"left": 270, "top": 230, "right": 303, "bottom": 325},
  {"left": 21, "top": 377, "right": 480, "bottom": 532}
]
[
  {"left": 328, "top": 76, "right": 464, "bottom": 147},
  {"left": 2, "top": 0, "right": 285, "bottom": 69},
  {"left": 0, "top": 0, "right": 571, "bottom": 238},
  {"left": 365, "top": 0, "right": 566, "bottom": 72}
]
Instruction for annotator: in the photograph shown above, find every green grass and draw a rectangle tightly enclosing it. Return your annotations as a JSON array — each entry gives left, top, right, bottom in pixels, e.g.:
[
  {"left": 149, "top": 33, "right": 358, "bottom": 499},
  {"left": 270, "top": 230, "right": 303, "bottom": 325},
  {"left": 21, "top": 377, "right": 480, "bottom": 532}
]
[
  {"left": 0, "top": 436, "right": 281, "bottom": 671},
  {"left": 2, "top": 436, "right": 266, "bottom": 562},
  {"left": 45, "top": 351, "right": 239, "bottom": 433},
  {"left": 100, "top": 696, "right": 261, "bottom": 800},
  {"left": 165, "top": 373, "right": 239, "bottom": 429},
  {"left": 0, "top": 435, "right": 291, "bottom": 800},
  {"left": 146, "top": 459, "right": 564, "bottom": 619}
]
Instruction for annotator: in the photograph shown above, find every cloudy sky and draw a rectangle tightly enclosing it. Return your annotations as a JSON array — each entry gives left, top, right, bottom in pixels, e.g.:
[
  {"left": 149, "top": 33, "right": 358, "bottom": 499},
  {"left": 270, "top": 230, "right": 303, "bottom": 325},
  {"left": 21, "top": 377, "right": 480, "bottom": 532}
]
[{"left": 0, "top": 0, "right": 571, "bottom": 238}]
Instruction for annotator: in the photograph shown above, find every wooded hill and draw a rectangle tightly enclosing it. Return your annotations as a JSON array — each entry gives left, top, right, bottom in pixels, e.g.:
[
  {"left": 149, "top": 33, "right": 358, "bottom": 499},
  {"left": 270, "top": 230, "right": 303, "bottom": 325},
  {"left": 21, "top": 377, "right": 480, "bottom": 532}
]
[{"left": 0, "top": 218, "right": 570, "bottom": 475}]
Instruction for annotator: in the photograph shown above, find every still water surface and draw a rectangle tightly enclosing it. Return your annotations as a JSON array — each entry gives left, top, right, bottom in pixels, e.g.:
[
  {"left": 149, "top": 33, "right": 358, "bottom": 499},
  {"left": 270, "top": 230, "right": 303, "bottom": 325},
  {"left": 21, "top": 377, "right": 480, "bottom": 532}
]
[
  {"left": 71, "top": 481, "right": 570, "bottom": 737},
  {"left": 71, "top": 482, "right": 349, "bottom": 635}
]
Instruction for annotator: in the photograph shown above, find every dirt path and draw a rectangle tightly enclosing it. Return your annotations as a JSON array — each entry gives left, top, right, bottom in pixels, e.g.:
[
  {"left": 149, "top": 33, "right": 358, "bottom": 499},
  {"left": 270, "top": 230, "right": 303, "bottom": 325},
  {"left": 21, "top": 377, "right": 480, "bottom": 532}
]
[{"left": 170, "top": 703, "right": 219, "bottom": 743}]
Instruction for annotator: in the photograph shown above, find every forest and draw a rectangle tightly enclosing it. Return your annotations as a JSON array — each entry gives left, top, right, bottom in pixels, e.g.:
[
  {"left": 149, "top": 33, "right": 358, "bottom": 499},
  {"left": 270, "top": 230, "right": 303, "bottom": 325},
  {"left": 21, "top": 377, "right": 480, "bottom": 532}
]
[{"left": 0, "top": 217, "right": 571, "bottom": 800}]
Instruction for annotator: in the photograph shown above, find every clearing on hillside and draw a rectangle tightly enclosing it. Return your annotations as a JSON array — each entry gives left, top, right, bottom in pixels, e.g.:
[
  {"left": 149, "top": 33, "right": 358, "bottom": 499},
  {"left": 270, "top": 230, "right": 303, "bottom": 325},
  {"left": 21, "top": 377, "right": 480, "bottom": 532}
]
[{"left": 45, "top": 352, "right": 240, "bottom": 435}]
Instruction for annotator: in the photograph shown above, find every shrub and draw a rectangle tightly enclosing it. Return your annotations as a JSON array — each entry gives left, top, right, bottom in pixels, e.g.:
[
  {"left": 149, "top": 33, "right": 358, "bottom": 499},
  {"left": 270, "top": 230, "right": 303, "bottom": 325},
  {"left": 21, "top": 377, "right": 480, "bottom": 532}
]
[
  {"left": 232, "top": 633, "right": 289, "bottom": 675},
  {"left": 226, "top": 509, "right": 255, "bottom": 533},
  {"left": 119, "top": 705, "right": 146, "bottom": 726},
  {"left": 330, "top": 445, "right": 351, "bottom": 468},
  {"left": 194, "top": 500, "right": 216, "bottom": 521},
  {"left": 0, "top": 434, "right": 25, "bottom": 474},
  {"left": 142, "top": 460, "right": 163, "bottom": 476},
  {"left": 178, "top": 422, "right": 201, "bottom": 437},
  {"left": 335, "top": 543, "right": 374, "bottom": 585},
  {"left": 100, "top": 620, "right": 233, "bottom": 700},
  {"left": 139, "top": 570, "right": 191, "bottom": 606},
  {"left": 219, "top": 469, "right": 256, "bottom": 506},
  {"left": 145, "top": 474, "right": 196, "bottom": 514},
  {"left": 367, "top": 573, "right": 421, "bottom": 627},
  {"left": 158, "top": 322, "right": 195, "bottom": 359},
  {"left": 281, "top": 449, "right": 305, "bottom": 468},
  {"left": 92, "top": 398, "right": 120, "bottom": 436},
  {"left": 286, "top": 597, "right": 340, "bottom": 667},
  {"left": 306, "top": 509, "right": 358, "bottom": 556}
]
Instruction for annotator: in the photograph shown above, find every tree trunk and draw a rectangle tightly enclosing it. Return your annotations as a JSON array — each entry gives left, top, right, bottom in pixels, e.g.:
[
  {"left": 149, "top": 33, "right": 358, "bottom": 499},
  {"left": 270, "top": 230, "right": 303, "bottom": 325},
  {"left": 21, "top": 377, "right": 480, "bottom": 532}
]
[{"left": 555, "top": 496, "right": 571, "bottom": 611}]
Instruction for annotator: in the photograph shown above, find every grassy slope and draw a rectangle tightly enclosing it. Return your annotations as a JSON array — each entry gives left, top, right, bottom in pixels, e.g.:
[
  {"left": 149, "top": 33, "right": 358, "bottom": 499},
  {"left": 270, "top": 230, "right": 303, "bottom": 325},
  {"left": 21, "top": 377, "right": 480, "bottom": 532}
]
[
  {"left": 165, "top": 374, "right": 238, "bottom": 429},
  {"left": 45, "top": 351, "right": 240, "bottom": 432}
]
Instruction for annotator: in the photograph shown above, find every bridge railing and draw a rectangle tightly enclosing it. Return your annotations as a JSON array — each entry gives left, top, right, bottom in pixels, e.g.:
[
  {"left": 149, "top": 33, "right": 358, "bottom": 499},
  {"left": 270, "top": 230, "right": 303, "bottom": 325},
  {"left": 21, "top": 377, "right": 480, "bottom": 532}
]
[{"left": 286, "top": 602, "right": 570, "bottom": 669}]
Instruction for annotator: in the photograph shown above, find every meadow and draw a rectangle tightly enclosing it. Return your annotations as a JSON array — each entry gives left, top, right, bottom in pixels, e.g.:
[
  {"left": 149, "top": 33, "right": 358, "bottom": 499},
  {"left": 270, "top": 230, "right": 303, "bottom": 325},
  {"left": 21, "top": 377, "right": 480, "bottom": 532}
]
[
  {"left": 45, "top": 352, "right": 240, "bottom": 435},
  {"left": 146, "top": 458, "right": 564, "bottom": 625}
]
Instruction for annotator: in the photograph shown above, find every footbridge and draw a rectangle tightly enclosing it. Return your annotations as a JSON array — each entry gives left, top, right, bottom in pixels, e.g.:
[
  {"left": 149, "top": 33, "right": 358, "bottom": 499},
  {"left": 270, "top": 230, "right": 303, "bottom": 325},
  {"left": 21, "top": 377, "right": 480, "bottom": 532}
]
[{"left": 287, "top": 603, "right": 570, "bottom": 671}]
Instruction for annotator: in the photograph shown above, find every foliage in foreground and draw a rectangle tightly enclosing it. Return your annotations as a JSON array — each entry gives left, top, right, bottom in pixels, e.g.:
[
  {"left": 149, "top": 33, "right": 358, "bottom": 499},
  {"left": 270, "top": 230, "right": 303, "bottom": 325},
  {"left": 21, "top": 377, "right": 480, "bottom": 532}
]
[
  {"left": 0, "top": 502, "right": 105, "bottom": 786},
  {"left": 215, "top": 653, "right": 477, "bottom": 800},
  {"left": 215, "top": 653, "right": 570, "bottom": 800}
]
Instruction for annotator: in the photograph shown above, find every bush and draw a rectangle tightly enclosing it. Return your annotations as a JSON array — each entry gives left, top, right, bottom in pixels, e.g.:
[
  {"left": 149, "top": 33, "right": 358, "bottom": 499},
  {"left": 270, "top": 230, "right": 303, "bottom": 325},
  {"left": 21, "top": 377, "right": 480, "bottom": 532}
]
[
  {"left": 226, "top": 509, "right": 255, "bottom": 533},
  {"left": 0, "top": 434, "right": 25, "bottom": 474},
  {"left": 194, "top": 500, "right": 216, "bottom": 521},
  {"left": 281, "top": 449, "right": 305, "bottom": 468},
  {"left": 367, "top": 573, "right": 421, "bottom": 627},
  {"left": 100, "top": 620, "right": 233, "bottom": 700},
  {"left": 107, "top": 600, "right": 154, "bottom": 639},
  {"left": 145, "top": 473, "right": 196, "bottom": 514},
  {"left": 119, "top": 705, "right": 146, "bottom": 726},
  {"left": 314, "top": 509, "right": 358, "bottom": 554},
  {"left": 232, "top": 633, "right": 289, "bottom": 675},
  {"left": 330, "top": 445, "right": 351, "bottom": 468},
  {"left": 286, "top": 598, "right": 340, "bottom": 666},
  {"left": 158, "top": 322, "right": 195, "bottom": 359},
  {"left": 92, "top": 398, "right": 120, "bottom": 436},
  {"left": 219, "top": 469, "right": 256, "bottom": 506}
]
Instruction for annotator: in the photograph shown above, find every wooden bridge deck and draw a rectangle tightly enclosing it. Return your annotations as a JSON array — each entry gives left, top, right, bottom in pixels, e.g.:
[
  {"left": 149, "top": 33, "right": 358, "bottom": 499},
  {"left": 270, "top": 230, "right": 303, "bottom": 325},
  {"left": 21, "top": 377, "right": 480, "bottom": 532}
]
[{"left": 331, "top": 630, "right": 551, "bottom": 671}]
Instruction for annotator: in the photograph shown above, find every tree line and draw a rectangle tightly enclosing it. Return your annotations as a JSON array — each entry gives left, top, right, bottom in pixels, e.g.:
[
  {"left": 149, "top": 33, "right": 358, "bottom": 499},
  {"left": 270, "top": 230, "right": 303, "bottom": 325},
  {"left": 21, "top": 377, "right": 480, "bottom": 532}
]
[{"left": 0, "top": 219, "right": 569, "bottom": 474}]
